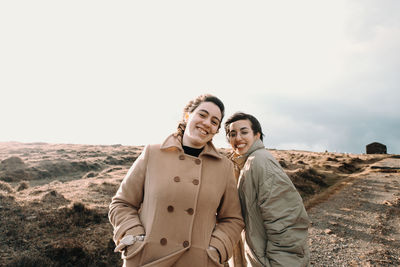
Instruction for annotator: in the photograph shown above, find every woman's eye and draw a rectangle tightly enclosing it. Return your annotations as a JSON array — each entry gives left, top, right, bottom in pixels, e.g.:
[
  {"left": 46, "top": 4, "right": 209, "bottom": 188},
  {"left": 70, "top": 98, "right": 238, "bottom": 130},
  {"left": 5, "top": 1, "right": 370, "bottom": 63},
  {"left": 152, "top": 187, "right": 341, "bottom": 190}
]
[
  {"left": 241, "top": 131, "right": 248, "bottom": 135},
  {"left": 199, "top": 113, "right": 206, "bottom": 118},
  {"left": 211, "top": 120, "right": 218, "bottom": 126}
]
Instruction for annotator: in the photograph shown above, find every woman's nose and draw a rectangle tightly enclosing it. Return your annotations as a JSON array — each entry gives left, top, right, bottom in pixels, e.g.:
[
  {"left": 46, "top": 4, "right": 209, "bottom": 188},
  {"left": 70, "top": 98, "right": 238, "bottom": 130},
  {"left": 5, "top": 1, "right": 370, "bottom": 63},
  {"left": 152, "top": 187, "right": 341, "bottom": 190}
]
[
  {"left": 235, "top": 133, "right": 243, "bottom": 140},
  {"left": 203, "top": 119, "right": 212, "bottom": 128}
]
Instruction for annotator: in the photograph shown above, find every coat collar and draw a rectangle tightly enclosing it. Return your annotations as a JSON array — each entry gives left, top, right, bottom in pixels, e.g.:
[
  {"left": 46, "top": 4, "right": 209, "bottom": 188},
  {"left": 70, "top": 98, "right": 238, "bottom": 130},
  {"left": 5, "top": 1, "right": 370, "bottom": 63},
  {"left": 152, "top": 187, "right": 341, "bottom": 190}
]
[{"left": 160, "top": 134, "right": 222, "bottom": 160}]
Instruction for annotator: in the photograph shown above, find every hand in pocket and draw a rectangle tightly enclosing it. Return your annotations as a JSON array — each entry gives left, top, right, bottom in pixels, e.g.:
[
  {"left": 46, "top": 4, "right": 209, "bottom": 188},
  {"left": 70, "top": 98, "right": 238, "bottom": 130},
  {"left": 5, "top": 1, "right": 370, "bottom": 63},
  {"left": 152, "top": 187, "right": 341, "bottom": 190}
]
[{"left": 207, "top": 246, "right": 221, "bottom": 264}]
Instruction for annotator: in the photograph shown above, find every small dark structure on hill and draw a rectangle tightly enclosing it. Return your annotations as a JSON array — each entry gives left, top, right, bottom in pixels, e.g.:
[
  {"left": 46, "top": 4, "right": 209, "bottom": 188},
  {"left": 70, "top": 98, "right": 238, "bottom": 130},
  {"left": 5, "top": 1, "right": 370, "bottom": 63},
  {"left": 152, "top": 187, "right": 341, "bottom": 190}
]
[{"left": 366, "top": 142, "right": 387, "bottom": 154}]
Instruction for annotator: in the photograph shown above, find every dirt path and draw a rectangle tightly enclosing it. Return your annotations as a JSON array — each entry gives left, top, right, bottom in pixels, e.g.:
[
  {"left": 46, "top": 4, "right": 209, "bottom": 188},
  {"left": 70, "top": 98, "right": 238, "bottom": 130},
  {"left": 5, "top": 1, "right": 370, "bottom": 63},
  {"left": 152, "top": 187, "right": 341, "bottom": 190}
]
[{"left": 307, "top": 158, "right": 400, "bottom": 266}]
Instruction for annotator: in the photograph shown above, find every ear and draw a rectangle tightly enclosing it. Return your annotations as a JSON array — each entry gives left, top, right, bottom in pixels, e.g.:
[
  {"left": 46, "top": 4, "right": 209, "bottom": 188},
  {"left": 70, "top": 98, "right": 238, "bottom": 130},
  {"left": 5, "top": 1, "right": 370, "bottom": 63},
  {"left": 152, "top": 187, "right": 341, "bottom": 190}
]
[{"left": 255, "top": 132, "right": 261, "bottom": 140}]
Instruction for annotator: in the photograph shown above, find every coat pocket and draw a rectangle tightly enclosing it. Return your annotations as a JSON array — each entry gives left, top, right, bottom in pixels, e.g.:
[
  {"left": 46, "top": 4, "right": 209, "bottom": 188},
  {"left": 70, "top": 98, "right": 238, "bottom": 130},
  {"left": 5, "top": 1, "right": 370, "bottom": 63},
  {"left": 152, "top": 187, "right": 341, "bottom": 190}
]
[
  {"left": 206, "top": 248, "right": 224, "bottom": 267},
  {"left": 122, "top": 240, "right": 145, "bottom": 260}
]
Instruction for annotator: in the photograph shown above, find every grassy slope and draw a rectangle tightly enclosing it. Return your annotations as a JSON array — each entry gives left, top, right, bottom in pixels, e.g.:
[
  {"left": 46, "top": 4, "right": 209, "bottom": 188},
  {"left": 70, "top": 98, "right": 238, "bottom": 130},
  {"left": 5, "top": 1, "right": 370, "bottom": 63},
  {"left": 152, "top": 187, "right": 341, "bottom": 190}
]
[{"left": 0, "top": 142, "right": 390, "bottom": 266}]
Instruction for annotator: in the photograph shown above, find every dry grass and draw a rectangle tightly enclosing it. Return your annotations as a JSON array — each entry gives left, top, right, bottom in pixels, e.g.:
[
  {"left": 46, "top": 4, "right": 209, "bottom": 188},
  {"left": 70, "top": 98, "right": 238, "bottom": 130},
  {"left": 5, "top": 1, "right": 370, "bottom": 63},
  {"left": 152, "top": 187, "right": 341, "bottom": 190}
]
[{"left": 304, "top": 176, "right": 357, "bottom": 210}]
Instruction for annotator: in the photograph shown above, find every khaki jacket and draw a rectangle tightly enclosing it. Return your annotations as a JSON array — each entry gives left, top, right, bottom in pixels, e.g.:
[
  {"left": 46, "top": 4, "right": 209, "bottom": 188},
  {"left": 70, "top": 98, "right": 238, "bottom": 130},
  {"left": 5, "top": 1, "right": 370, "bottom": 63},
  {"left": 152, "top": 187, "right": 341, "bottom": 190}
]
[
  {"left": 231, "top": 140, "right": 310, "bottom": 267},
  {"left": 109, "top": 134, "right": 244, "bottom": 267}
]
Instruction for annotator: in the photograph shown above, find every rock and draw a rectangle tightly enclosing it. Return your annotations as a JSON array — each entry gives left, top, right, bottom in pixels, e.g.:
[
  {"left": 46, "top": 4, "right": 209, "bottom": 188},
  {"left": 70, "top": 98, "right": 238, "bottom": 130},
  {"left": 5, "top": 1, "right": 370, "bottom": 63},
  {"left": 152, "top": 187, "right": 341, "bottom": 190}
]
[{"left": 324, "top": 229, "right": 333, "bottom": 234}]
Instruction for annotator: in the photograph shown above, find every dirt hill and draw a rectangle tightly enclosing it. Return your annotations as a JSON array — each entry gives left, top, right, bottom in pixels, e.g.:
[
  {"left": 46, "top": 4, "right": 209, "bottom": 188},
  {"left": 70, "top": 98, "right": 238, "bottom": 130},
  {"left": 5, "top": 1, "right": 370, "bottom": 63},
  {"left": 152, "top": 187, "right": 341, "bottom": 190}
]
[{"left": 0, "top": 142, "right": 393, "bottom": 266}]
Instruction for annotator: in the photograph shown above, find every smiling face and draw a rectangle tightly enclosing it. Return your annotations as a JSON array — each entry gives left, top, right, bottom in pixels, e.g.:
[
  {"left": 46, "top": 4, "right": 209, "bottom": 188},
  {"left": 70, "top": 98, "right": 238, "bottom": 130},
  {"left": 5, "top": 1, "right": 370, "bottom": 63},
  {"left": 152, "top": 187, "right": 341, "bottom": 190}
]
[
  {"left": 182, "top": 101, "right": 222, "bottom": 148},
  {"left": 228, "top": 119, "right": 260, "bottom": 155}
]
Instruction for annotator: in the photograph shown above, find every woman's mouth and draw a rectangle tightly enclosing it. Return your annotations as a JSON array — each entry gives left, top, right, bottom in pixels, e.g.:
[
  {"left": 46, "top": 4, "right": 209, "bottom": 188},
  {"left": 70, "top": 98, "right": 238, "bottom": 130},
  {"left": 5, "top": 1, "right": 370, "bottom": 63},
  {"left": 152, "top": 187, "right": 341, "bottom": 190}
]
[
  {"left": 197, "top": 127, "right": 208, "bottom": 136},
  {"left": 236, "top": 143, "right": 246, "bottom": 149}
]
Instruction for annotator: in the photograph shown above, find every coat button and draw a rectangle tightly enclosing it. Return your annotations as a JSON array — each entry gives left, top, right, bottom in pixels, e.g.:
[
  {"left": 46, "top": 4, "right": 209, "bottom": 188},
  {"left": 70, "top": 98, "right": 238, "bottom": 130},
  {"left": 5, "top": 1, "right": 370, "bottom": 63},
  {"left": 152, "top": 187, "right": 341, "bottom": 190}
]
[
  {"left": 179, "top": 155, "right": 185, "bottom": 160},
  {"left": 167, "top": 205, "right": 174, "bottom": 212},
  {"left": 183, "top": 241, "right": 189, "bottom": 248},
  {"left": 195, "top": 159, "right": 201, "bottom": 165},
  {"left": 160, "top": 238, "right": 167, "bottom": 245},
  {"left": 174, "top": 176, "right": 180, "bottom": 182},
  {"left": 192, "top": 179, "right": 199, "bottom": 185},
  {"left": 186, "top": 208, "right": 194, "bottom": 215}
]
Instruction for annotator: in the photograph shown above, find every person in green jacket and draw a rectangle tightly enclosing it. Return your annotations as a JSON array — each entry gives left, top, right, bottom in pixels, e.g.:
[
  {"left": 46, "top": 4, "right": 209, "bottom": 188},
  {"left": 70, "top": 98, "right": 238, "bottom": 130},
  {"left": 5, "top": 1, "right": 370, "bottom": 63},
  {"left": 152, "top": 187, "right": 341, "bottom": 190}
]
[{"left": 225, "top": 112, "right": 310, "bottom": 267}]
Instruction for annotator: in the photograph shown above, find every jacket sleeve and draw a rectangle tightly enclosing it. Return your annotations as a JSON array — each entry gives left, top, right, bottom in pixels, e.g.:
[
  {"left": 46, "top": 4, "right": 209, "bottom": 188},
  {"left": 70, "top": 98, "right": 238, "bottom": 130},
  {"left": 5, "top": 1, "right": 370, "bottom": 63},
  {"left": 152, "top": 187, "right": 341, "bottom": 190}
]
[
  {"left": 255, "top": 157, "right": 310, "bottom": 267},
  {"left": 209, "top": 161, "right": 245, "bottom": 263},
  {"left": 108, "top": 145, "right": 149, "bottom": 245}
]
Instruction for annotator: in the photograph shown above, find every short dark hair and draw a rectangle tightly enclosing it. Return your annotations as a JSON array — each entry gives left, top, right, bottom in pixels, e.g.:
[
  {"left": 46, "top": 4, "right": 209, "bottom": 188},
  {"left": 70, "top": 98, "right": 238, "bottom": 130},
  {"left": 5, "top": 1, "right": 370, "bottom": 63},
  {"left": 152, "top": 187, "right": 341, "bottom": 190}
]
[
  {"left": 176, "top": 94, "right": 225, "bottom": 137},
  {"left": 224, "top": 112, "right": 265, "bottom": 141}
]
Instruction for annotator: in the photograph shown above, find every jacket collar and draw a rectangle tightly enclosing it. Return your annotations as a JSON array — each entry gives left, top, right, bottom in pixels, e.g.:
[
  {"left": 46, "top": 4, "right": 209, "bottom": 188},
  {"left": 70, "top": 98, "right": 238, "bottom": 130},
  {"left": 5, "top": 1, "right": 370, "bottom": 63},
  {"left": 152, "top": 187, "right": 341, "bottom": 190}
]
[
  {"left": 245, "top": 139, "right": 265, "bottom": 157},
  {"left": 231, "top": 139, "right": 265, "bottom": 167},
  {"left": 160, "top": 133, "right": 222, "bottom": 159}
]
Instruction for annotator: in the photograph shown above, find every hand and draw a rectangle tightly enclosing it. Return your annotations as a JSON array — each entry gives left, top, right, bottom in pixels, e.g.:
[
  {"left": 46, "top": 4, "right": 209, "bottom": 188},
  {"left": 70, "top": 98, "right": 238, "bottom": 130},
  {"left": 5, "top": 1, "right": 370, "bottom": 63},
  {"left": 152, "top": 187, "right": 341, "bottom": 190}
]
[
  {"left": 114, "top": 235, "right": 145, "bottom": 252},
  {"left": 208, "top": 246, "right": 221, "bottom": 263}
]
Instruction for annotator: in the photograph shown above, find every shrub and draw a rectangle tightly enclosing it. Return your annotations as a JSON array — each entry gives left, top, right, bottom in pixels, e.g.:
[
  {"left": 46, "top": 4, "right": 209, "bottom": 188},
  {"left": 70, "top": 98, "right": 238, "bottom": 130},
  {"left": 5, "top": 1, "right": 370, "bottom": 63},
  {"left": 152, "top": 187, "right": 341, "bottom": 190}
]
[
  {"left": 0, "top": 180, "right": 14, "bottom": 193},
  {"left": 17, "top": 181, "right": 29, "bottom": 191},
  {"left": 6, "top": 253, "right": 52, "bottom": 267},
  {"left": 68, "top": 202, "right": 103, "bottom": 226}
]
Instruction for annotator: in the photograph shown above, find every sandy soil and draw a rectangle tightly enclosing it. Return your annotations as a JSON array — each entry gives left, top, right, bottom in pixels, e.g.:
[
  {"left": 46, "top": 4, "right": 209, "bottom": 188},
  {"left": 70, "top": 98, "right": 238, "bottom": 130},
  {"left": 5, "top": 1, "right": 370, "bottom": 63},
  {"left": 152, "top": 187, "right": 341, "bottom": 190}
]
[{"left": 0, "top": 141, "right": 395, "bottom": 266}]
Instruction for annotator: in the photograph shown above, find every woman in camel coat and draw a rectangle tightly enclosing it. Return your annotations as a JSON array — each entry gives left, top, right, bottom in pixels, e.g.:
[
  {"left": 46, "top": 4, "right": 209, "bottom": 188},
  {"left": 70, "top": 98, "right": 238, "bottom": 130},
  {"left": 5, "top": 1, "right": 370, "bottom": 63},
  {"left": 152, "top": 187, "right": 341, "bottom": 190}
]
[{"left": 109, "top": 94, "right": 244, "bottom": 267}]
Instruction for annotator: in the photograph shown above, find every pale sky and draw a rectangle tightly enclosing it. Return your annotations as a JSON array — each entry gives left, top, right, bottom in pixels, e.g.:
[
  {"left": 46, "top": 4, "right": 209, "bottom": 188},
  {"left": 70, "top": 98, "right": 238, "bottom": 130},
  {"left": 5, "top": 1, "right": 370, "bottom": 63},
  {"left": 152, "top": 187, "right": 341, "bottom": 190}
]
[{"left": 1, "top": 1, "right": 399, "bottom": 154}]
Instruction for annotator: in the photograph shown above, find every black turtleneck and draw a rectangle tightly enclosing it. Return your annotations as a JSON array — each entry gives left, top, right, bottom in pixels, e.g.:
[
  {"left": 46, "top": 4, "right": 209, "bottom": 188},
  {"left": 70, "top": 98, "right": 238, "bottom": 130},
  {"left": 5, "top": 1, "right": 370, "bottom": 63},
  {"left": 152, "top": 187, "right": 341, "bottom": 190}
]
[{"left": 182, "top": 145, "right": 204, "bottom": 157}]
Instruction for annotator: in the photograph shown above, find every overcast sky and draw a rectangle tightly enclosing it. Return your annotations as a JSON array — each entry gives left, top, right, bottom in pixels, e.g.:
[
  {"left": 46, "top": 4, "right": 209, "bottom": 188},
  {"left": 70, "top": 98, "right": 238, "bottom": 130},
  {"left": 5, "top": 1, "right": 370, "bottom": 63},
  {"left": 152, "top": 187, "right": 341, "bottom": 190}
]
[{"left": 1, "top": 1, "right": 399, "bottom": 154}]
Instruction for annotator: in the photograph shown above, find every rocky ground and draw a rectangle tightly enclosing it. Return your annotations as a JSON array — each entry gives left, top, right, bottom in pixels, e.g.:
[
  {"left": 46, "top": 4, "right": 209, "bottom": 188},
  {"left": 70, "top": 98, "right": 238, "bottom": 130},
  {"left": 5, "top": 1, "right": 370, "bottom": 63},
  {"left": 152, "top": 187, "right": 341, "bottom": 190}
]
[
  {"left": 307, "top": 158, "right": 400, "bottom": 266},
  {"left": 0, "top": 141, "right": 396, "bottom": 266}
]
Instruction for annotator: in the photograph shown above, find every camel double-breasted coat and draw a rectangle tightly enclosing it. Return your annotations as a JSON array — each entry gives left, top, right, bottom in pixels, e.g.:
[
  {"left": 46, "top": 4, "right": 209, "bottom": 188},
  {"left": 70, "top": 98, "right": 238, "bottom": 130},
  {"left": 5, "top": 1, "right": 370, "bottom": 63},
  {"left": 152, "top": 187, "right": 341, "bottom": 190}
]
[{"left": 109, "top": 134, "right": 244, "bottom": 267}]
